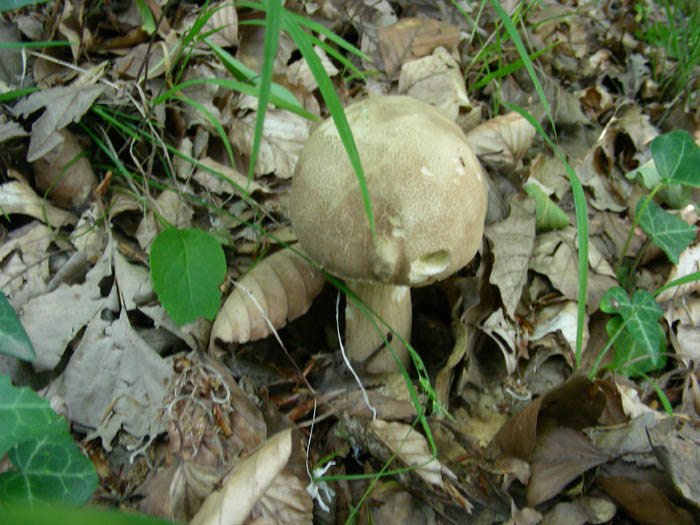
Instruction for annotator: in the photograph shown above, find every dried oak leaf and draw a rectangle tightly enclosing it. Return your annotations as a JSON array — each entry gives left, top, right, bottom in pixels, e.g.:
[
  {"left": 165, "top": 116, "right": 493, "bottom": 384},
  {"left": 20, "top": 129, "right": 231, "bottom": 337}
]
[{"left": 12, "top": 84, "right": 105, "bottom": 161}]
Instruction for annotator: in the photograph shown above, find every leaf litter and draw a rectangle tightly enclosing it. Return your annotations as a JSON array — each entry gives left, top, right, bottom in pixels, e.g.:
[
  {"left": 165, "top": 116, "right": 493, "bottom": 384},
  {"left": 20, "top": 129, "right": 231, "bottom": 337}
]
[{"left": 1, "top": 0, "right": 700, "bottom": 523}]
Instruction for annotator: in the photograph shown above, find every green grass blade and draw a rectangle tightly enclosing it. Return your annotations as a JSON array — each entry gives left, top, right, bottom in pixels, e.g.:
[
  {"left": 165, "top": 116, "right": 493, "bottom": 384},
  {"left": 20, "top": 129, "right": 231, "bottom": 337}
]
[
  {"left": 247, "top": 0, "right": 281, "bottom": 182},
  {"left": 506, "top": 102, "right": 588, "bottom": 368},
  {"left": 491, "top": 0, "right": 555, "bottom": 133},
  {"left": 281, "top": 12, "right": 376, "bottom": 239}
]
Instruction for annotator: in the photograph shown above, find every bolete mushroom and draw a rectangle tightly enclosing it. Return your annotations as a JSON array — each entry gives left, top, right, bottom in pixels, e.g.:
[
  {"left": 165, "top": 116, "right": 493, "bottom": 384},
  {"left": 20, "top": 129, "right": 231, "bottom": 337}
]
[{"left": 290, "top": 95, "right": 487, "bottom": 373}]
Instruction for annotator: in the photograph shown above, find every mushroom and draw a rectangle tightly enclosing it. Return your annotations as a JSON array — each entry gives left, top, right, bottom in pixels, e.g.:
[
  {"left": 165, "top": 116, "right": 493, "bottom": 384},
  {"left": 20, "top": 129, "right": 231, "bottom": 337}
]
[{"left": 290, "top": 95, "right": 487, "bottom": 373}]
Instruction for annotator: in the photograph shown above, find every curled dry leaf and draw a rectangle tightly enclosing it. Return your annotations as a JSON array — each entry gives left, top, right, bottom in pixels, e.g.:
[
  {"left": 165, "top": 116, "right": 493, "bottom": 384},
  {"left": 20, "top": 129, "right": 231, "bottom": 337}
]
[
  {"left": 287, "top": 46, "right": 339, "bottom": 92},
  {"left": 210, "top": 248, "right": 325, "bottom": 349},
  {"left": 32, "top": 129, "right": 96, "bottom": 209},
  {"left": 464, "top": 112, "right": 537, "bottom": 171}
]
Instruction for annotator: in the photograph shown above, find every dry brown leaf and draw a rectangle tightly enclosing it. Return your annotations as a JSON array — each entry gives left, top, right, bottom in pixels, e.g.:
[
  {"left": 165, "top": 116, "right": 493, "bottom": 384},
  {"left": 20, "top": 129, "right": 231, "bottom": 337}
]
[
  {"left": 370, "top": 419, "right": 445, "bottom": 489},
  {"left": 490, "top": 376, "right": 605, "bottom": 461},
  {"left": 527, "top": 427, "right": 610, "bottom": 506},
  {"left": 250, "top": 468, "right": 313, "bottom": 523},
  {"left": 192, "top": 428, "right": 293, "bottom": 525},
  {"left": 598, "top": 473, "right": 695, "bottom": 525},
  {"left": 12, "top": 84, "right": 105, "bottom": 161},
  {"left": 210, "top": 248, "right": 325, "bottom": 348},
  {"left": 397, "top": 46, "right": 470, "bottom": 121},
  {"left": 485, "top": 193, "right": 536, "bottom": 318},
  {"left": 465, "top": 112, "right": 537, "bottom": 171},
  {"left": 113, "top": 33, "right": 180, "bottom": 79},
  {"left": 32, "top": 129, "right": 96, "bottom": 209},
  {"left": 378, "top": 17, "right": 460, "bottom": 77}
]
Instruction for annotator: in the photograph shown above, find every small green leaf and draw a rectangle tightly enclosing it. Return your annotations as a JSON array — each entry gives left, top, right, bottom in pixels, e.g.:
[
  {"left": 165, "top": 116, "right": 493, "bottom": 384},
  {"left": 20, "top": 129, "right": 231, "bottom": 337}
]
[
  {"left": 651, "top": 130, "right": 700, "bottom": 187},
  {"left": 0, "top": 375, "right": 98, "bottom": 506},
  {"left": 0, "top": 291, "right": 35, "bottom": 362},
  {"left": 605, "top": 316, "right": 666, "bottom": 376},
  {"left": 600, "top": 287, "right": 666, "bottom": 376},
  {"left": 150, "top": 228, "right": 226, "bottom": 326},
  {"left": 135, "top": 0, "right": 156, "bottom": 35},
  {"left": 524, "top": 183, "right": 570, "bottom": 230},
  {"left": 637, "top": 199, "right": 697, "bottom": 264}
]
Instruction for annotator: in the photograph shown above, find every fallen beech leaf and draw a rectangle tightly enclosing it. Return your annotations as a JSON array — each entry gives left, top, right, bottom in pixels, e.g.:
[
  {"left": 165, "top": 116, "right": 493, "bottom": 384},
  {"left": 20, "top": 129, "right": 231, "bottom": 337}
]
[
  {"left": 378, "top": 17, "right": 460, "bottom": 76},
  {"left": 192, "top": 428, "right": 293, "bottom": 525},
  {"left": 210, "top": 248, "right": 325, "bottom": 348},
  {"left": 370, "top": 419, "right": 444, "bottom": 489}
]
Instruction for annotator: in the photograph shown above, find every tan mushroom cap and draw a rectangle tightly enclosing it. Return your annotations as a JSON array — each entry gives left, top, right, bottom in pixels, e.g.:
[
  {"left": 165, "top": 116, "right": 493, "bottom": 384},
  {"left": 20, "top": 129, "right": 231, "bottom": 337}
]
[{"left": 290, "top": 95, "right": 487, "bottom": 287}]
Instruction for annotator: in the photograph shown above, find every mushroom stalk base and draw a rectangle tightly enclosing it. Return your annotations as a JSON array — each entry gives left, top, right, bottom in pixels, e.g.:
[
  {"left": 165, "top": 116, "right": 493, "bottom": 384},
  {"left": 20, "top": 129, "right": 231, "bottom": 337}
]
[{"left": 344, "top": 282, "right": 412, "bottom": 374}]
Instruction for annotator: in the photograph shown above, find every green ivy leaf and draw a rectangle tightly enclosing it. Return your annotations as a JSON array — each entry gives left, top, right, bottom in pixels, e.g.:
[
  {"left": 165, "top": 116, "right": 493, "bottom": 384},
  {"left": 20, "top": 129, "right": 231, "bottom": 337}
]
[
  {"left": 600, "top": 287, "right": 666, "bottom": 376},
  {"left": 150, "top": 228, "right": 226, "bottom": 326},
  {"left": 625, "top": 160, "right": 687, "bottom": 209},
  {"left": 0, "top": 375, "right": 98, "bottom": 506},
  {"left": 637, "top": 199, "right": 697, "bottom": 264},
  {"left": 0, "top": 291, "right": 35, "bottom": 362},
  {"left": 651, "top": 129, "right": 700, "bottom": 187},
  {"left": 605, "top": 316, "right": 666, "bottom": 376},
  {"left": 524, "top": 183, "right": 570, "bottom": 231}
]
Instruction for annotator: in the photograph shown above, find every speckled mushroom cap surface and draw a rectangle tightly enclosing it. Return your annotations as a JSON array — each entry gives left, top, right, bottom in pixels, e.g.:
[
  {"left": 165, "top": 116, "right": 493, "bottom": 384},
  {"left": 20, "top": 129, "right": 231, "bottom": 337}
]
[{"left": 290, "top": 95, "right": 487, "bottom": 287}]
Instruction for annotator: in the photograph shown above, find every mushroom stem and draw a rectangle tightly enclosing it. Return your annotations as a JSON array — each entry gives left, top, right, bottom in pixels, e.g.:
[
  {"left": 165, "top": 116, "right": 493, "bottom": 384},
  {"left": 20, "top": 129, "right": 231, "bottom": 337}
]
[{"left": 344, "top": 282, "right": 412, "bottom": 374}]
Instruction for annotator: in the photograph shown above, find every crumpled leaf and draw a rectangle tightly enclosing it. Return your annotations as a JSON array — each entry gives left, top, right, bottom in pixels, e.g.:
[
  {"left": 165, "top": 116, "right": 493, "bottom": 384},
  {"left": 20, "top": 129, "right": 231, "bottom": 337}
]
[
  {"left": 484, "top": 194, "right": 536, "bottom": 318},
  {"left": 465, "top": 112, "right": 537, "bottom": 171},
  {"left": 378, "top": 17, "right": 460, "bottom": 76},
  {"left": 287, "top": 45, "right": 339, "bottom": 92},
  {"left": 229, "top": 106, "right": 310, "bottom": 179},
  {"left": 46, "top": 310, "right": 174, "bottom": 451},
  {"left": 0, "top": 222, "right": 52, "bottom": 310},
  {"left": 12, "top": 84, "right": 105, "bottom": 162},
  {"left": 397, "top": 46, "right": 470, "bottom": 121},
  {"left": 20, "top": 242, "right": 114, "bottom": 371},
  {"left": 201, "top": 1, "right": 238, "bottom": 47},
  {"left": 136, "top": 190, "right": 195, "bottom": 251}
]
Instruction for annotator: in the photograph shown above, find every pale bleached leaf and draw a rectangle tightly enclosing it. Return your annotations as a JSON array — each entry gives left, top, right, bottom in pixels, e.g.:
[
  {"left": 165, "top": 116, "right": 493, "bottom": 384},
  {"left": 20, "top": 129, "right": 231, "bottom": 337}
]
[
  {"left": 229, "top": 107, "right": 310, "bottom": 179},
  {"left": 465, "top": 112, "right": 537, "bottom": 171},
  {"left": 398, "top": 46, "right": 470, "bottom": 121}
]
